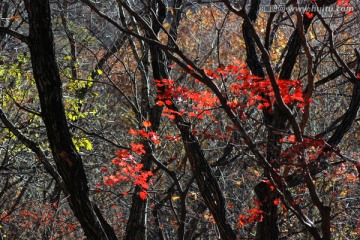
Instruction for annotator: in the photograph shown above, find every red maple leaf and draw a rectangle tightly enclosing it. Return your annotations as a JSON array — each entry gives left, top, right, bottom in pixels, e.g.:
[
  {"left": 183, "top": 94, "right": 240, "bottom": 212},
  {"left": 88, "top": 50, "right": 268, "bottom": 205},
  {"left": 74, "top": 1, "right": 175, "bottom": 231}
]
[
  {"left": 130, "top": 143, "right": 146, "bottom": 155},
  {"left": 305, "top": 12, "right": 314, "bottom": 19},
  {"left": 274, "top": 198, "right": 281, "bottom": 205},
  {"left": 142, "top": 120, "right": 151, "bottom": 128},
  {"left": 139, "top": 191, "right": 147, "bottom": 200}
]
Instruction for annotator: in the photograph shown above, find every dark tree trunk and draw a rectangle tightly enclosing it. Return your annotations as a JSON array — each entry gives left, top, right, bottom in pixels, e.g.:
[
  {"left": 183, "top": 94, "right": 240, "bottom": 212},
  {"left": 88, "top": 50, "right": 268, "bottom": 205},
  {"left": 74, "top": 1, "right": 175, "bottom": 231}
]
[
  {"left": 254, "top": 182, "right": 279, "bottom": 240},
  {"left": 125, "top": 1, "right": 172, "bottom": 238},
  {"left": 241, "top": 0, "right": 280, "bottom": 238},
  {"left": 177, "top": 123, "right": 237, "bottom": 240},
  {"left": 24, "top": 1, "right": 117, "bottom": 239},
  {"left": 125, "top": 35, "right": 169, "bottom": 240},
  {"left": 241, "top": 0, "right": 338, "bottom": 238},
  {"left": 162, "top": 105, "right": 236, "bottom": 239}
]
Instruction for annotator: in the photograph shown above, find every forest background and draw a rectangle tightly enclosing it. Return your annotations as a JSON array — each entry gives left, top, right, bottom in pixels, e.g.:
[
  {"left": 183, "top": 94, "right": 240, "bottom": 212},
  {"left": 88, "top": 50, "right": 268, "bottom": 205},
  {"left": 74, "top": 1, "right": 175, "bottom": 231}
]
[{"left": 0, "top": 0, "right": 359, "bottom": 239}]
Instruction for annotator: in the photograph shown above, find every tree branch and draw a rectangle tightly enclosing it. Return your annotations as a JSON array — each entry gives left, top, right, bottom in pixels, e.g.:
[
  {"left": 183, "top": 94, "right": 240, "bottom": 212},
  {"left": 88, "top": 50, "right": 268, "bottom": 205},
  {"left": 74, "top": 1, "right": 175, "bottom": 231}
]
[{"left": 0, "top": 26, "right": 28, "bottom": 44}]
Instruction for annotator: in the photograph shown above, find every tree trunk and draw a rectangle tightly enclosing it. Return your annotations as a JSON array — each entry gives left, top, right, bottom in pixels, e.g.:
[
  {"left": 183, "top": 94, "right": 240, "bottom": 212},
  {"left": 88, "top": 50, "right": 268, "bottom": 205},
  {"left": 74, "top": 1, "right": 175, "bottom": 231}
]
[
  {"left": 24, "top": 1, "right": 117, "bottom": 239},
  {"left": 254, "top": 181, "right": 279, "bottom": 240},
  {"left": 125, "top": 41, "right": 168, "bottom": 240}
]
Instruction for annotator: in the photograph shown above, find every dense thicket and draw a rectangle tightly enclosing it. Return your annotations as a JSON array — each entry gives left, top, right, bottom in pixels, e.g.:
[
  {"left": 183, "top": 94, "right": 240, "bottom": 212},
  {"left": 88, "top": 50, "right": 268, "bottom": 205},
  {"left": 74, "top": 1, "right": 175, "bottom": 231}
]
[{"left": 0, "top": 0, "right": 359, "bottom": 239}]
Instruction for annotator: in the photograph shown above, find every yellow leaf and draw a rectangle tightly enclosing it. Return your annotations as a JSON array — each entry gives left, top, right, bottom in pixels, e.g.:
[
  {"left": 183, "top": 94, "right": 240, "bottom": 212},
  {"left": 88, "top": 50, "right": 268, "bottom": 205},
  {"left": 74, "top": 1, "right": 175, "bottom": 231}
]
[
  {"left": 83, "top": 139, "right": 93, "bottom": 151},
  {"left": 97, "top": 69, "right": 103, "bottom": 75},
  {"left": 163, "top": 22, "right": 170, "bottom": 30},
  {"left": 236, "top": 181, "right": 241, "bottom": 185},
  {"left": 172, "top": 196, "right": 180, "bottom": 201},
  {"left": 168, "top": 7, "right": 174, "bottom": 15},
  {"left": 186, "top": 10, "right": 193, "bottom": 18},
  {"left": 254, "top": 169, "right": 260, "bottom": 177},
  {"left": 309, "top": 32, "right": 315, "bottom": 40}
]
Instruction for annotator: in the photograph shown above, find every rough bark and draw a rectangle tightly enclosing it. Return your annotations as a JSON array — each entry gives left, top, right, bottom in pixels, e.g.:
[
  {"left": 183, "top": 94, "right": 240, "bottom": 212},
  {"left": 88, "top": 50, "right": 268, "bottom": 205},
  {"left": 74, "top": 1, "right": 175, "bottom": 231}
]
[
  {"left": 254, "top": 182, "right": 280, "bottom": 240},
  {"left": 177, "top": 123, "right": 237, "bottom": 240},
  {"left": 124, "top": 1, "right": 182, "bottom": 238},
  {"left": 241, "top": 0, "right": 280, "bottom": 238},
  {"left": 125, "top": 6, "right": 169, "bottom": 240},
  {"left": 125, "top": 41, "right": 168, "bottom": 239},
  {"left": 24, "top": 1, "right": 117, "bottom": 239},
  {"left": 165, "top": 104, "right": 237, "bottom": 239}
]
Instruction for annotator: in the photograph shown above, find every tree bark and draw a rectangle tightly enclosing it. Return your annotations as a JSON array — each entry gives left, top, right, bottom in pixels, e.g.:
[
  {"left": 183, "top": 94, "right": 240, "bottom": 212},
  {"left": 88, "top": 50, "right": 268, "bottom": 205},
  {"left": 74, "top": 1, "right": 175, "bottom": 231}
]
[
  {"left": 254, "top": 182, "right": 279, "bottom": 240},
  {"left": 241, "top": 0, "right": 280, "bottom": 238},
  {"left": 125, "top": 1, "right": 175, "bottom": 238},
  {"left": 24, "top": 1, "right": 117, "bottom": 239}
]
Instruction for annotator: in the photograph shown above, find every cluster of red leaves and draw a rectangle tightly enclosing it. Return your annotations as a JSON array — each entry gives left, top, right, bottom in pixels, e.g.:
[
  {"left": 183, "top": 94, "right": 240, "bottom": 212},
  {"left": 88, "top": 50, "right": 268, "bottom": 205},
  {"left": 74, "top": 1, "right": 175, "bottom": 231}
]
[
  {"left": 129, "top": 121, "right": 160, "bottom": 145},
  {"left": 280, "top": 136, "right": 329, "bottom": 165},
  {"left": 155, "top": 78, "right": 219, "bottom": 120},
  {"left": 130, "top": 143, "right": 146, "bottom": 155},
  {"left": 104, "top": 149, "right": 153, "bottom": 200},
  {"left": 337, "top": 0, "right": 350, "bottom": 7},
  {"left": 162, "top": 107, "right": 185, "bottom": 120},
  {"left": 203, "top": 62, "right": 307, "bottom": 112},
  {"left": 238, "top": 180, "right": 283, "bottom": 228},
  {"left": 1, "top": 202, "right": 78, "bottom": 238},
  {"left": 238, "top": 207, "right": 264, "bottom": 228},
  {"left": 103, "top": 120, "right": 160, "bottom": 200},
  {"left": 305, "top": 11, "right": 315, "bottom": 19},
  {"left": 155, "top": 79, "right": 176, "bottom": 107},
  {"left": 228, "top": 72, "right": 307, "bottom": 112},
  {"left": 164, "top": 134, "right": 181, "bottom": 141},
  {"left": 156, "top": 62, "right": 308, "bottom": 121}
]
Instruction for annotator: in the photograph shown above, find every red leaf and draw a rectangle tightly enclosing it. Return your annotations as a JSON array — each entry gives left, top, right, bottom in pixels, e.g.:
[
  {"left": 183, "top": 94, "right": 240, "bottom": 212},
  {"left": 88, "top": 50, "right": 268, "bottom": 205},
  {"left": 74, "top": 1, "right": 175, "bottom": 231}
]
[
  {"left": 305, "top": 12, "right": 314, "bottom": 19},
  {"left": 139, "top": 191, "right": 147, "bottom": 200},
  {"left": 188, "top": 112, "right": 197, "bottom": 117},
  {"left": 137, "top": 129, "right": 149, "bottom": 138},
  {"left": 293, "top": 89, "right": 304, "bottom": 101},
  {"left": 238, "top": 214, "right": 247, "bottom": 227},
  {"left": 142, "top": 120, "right": 151, "bottom": 128},
  {"left": 288, "top": 135, "right": 296, "bottom": 143},
  {"left": 129, "top": 128, "right": 138, "bottom": 136},
  {"left": 156, "top": 100, "right": 165, "bottom": 106},
  {"left": 165, "top": 99, "right": 173, "bottom": 106},
  {"left": 130, "top": 143, "right": 146, "bottom": 155},
  {"left": 149, "top": 132, "right": 160, "bottom": 145}
]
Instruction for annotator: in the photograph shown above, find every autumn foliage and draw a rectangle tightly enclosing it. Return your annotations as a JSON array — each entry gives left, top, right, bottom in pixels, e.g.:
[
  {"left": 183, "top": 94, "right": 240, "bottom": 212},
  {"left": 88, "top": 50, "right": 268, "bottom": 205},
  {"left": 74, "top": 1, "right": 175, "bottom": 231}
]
[{"left": 0, "top": 1, "right": 359, "bottom": 240}]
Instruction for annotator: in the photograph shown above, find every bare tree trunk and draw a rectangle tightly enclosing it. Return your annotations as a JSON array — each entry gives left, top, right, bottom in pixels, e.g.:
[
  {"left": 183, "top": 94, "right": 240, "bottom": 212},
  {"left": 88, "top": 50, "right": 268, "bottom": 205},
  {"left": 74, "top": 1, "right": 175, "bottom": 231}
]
[{"left": 24, "top": 1, "right": 117, "bottom": 239}]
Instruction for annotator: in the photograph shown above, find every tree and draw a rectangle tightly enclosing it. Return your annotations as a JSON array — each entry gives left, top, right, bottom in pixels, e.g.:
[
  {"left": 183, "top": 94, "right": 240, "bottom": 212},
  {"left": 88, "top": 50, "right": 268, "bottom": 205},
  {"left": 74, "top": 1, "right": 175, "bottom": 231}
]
[{"left": 0, "top": 0, "right": 359, "bottom": 239}]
